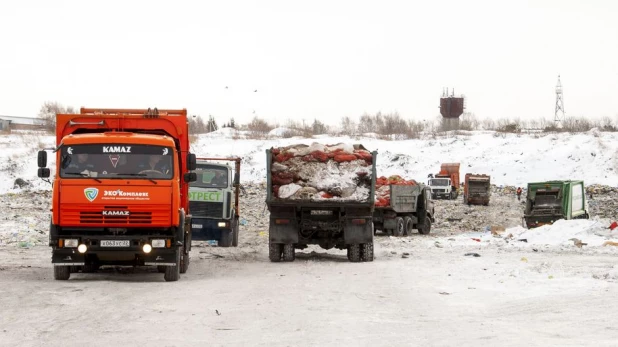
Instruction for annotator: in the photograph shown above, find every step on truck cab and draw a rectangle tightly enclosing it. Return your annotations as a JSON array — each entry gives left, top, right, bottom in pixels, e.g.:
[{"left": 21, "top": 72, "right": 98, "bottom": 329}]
[
  {"left": 36, "top": 108, "right": 197, "bottom": 281},
  {"left": 523, "top": 180, "right": 590, "bottom": 228},
  {"left": 189, "top": 157, "right": 241, "bottom": 247}
]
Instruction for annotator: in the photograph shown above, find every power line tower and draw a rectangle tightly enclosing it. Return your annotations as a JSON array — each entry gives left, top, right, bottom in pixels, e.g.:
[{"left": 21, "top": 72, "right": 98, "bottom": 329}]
[{"left": 554, "top": 75, "right": 565, "bottom": 123}]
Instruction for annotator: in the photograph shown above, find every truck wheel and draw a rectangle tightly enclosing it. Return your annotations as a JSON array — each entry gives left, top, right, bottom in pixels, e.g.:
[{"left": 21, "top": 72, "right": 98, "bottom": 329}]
[
  {"left": 418, "top": 218, "right": 431, "bottom": 235},
  {"left": 361, "top": 243, "right": 374, "bottom": 262},
  {"left": 180, "top": 247, "right": 190, "bottom": 274},
  {"left": 54, "top": 266, "right": 71, "bottom": 280},
  {"left": 393, "top": 217, "right": 404, "bottom": 237},
  {"left": 219, "top": 230, "right": 232, "bottom": 247},
  {"left": 282, "top": 244, "right": 295, "bottom": 262},
  {"left": 269, "top": 242, "right": 283, "bottom": 262},
  {"left": 403, "top": 217, "right": 413, "bottom": 236},
  {"left": 232, "top": 220, "right": 239, "bottom": 247},
  {"left": 347, "top": 244, "right": 361, "bottom": 262},
  {"left": 164, "top": 250, "right": 180, "bottom": 282}
]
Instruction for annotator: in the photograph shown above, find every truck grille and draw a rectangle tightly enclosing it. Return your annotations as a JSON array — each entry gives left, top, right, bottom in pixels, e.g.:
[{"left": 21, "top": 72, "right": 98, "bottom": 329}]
[
  {"left": 80, "top": 211, "right": 152, "bottom": 224},
  {"left": 190, "top": 201, "right": 223, "bottom": 217}
]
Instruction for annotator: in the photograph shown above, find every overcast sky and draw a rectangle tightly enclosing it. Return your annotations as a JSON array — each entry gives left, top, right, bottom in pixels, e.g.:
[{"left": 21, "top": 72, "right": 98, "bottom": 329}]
[{"left": 1, "top": 0, "right": 617, "bottom": 126}]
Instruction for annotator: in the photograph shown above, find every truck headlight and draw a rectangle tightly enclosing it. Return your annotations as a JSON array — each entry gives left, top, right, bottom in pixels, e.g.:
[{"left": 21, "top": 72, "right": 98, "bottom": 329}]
[
  {"left": 77, "top": 244, "right": 88, "bottom": 253},
  {"left": 142, "top": 244, "right": 152, "bottom": 253},
  {"left": 64, "top": 239, "right": 79, "bottom": 248},
  {"left": 151, "top": 239, "right": 166, "bottom": 248},
  {"left": 218, "top": 222, "right": 228, "bottom": 228}
]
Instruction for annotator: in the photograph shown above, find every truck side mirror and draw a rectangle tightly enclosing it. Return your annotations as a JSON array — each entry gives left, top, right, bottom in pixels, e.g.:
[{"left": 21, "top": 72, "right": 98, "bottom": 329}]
[
  {"left": 184, "top": 172, "right": 197, "bottom": 182},
  {"left": 38, "top": 168, "right": 50, "bottom": 178},
  {"left": 37, "top": 150, "right": 47, "bottom": 168},
  {"left": 186, "top": 153, "right": 196, "bottom": 171},
  {"left": 234, "top": 172, "right": 240, "bottom": 186}
]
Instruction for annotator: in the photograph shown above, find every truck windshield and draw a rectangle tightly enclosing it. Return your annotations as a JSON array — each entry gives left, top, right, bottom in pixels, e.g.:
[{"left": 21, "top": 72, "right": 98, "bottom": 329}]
[
  {"left": 59, "top": 144, "right": 174, "bottom": 180},
  {"left": 429, "top": 179, "right": 449, "bottom": 186},
  {"left": 192, "top": 164, "right": 229, "bottom": 188}
]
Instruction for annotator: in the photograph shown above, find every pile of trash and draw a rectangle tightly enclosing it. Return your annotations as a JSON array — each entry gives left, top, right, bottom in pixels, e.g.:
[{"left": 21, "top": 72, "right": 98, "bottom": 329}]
[
  {"left": 375, "top": 175, "right": 418, "bottom": 207},
  {"left": 270, "top": 143, "right": 374, "bottom": 201}
]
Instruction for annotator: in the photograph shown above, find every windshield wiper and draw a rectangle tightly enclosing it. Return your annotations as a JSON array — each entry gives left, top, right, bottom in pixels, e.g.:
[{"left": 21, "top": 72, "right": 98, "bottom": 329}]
[
  {"left": 64, "top": 172, "right": 102, "bottom": 183},
  {"left": 108, "top": 173, "right": 158, "bottom": 184}
]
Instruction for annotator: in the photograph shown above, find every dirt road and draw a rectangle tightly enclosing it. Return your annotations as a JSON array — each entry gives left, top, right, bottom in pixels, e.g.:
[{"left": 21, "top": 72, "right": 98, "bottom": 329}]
[{"left": 1, "top": 242, "right": 617, "bottom": 347}]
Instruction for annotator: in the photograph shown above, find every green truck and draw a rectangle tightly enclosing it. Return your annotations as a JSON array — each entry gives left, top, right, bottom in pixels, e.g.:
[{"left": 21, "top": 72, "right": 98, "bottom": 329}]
[
  {"left": 189, "top": 157, "right": 241, "bottom": 247},
  {"left": 523, "top": 180, "right": 590, "bottom": 229}
]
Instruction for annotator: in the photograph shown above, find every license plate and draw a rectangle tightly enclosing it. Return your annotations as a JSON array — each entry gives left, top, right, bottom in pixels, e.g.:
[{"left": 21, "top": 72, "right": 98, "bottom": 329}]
[
  {"left": 192, "top": 224, "right": 203, "bottom": 229},
  {"left": 310, "top": 210, "right": 332, "bottom": 215},
  {"left": 101, "top": 240, "right": 130, "bottom": 247}
]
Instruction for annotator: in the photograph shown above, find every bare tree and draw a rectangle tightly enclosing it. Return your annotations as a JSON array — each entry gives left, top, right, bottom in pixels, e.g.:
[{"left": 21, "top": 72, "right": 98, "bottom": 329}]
[
  {"left": 339, "top": 116, "right": 357, "bottom": 136},
  {"left": 38, "top": 101, "right": 75, "bottom": 132}
]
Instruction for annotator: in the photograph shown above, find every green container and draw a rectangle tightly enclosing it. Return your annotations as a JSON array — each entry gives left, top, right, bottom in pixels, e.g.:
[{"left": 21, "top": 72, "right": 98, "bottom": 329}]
[{"left": 523, "top": 180, "right": 589, "bottom": 228}]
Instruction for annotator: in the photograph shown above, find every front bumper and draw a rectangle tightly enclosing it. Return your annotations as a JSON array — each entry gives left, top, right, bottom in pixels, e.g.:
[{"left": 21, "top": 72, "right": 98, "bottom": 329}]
[{"left": 191, "top": 218, "right": 232, "bottom": 242}]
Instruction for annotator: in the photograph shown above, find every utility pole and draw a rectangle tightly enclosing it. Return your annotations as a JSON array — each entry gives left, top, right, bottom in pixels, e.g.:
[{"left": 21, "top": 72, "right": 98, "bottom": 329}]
[{"left": 554, "top": 75, "right": 566, "bottom": 124}]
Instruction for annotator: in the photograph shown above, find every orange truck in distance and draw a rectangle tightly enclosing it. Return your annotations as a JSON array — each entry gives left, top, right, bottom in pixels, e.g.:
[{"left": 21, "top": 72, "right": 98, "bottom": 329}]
[
  {"left": 463, "top": 173, "right": 491, "bottom": 205},
  {"left": 37, "top": 108, "right": 197, "bottom": 281},
  {"left": 428, "top": 163, "right": 460, "bottom": 200}
]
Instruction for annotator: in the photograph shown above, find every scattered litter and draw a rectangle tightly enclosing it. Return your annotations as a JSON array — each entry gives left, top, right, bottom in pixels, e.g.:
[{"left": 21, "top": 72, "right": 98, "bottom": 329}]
[
  {"left": 439, "top": 292, "right": 451, "bottom": 295},
  {"left": 517, "top": 239, "right": 528, "bottom": 243},
  {"left": 603, "top": 241, "right": 618, "bottom": 247},
  {"left": 402, "top": 252, "right": 410, "bottom": 259},
  {"left": 521, "top": 257, "right": 528, "bottom": 262},
  {"left": 464, "top": 253, "right": 481, "bottom": 257},
  {"left": 240, "top": 218, "right": 248, "bottom": 226}
]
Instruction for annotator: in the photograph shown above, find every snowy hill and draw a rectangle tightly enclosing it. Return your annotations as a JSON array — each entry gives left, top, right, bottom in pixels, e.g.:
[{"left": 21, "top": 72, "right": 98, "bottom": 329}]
[{"left": 1, "top": 129, "right": 617, "bottom": 194}]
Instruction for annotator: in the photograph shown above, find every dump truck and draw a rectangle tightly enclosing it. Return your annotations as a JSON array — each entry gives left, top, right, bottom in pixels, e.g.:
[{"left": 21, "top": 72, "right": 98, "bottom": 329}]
[
  {"left": 36, "top": 108, "right": 197, "bottom": 281},
  {"left": 463, "top": 173, "right": 491, "bottom": 205},
  {"left": 523, "top": 180, "right": 590, "bottom": 229},
  {"left": 266, "top": 143, "right": 377, "bottom": 262},
  {"left": 189, "top": 157, "right": 241, "bottom": 247},
  {"left": 373, "top": 183, "right": 435, "bottom": 236},
  {"left": 428, "top": 163, "right": 460, "bottom": 199}
]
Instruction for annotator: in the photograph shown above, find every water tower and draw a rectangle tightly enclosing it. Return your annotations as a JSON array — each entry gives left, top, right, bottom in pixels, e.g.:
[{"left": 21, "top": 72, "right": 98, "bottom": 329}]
[{"left": 440, "top": 88, "right": 465, "bottom": 130}]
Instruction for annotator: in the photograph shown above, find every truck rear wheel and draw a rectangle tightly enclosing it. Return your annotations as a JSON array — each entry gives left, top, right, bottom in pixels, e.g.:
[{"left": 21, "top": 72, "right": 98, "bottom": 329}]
[
  {"left": 361, "top": 243, "right": 374, "bottom": 262},
  {"left": 232, "top": 219, "right": 239, "bottom": 247},
  {"left": 180, "top": 247, "right": 190, "bottom": 274},
  {"left": 269, "top": 242, "right": 283, "bottom": 262},
  {"left": 403, "top": 217, "right": 413, "bottom": 236},
  {"left": 347, "top": 244, "right": 361, "bottom": 262},
  {"left": 282, "top": 244, "right": 295, "bottom": 262},
  {"left": 418, "top": 218, "right": 431, "bottom": 235},
  {"left": 54, "top": 265, "right": 70, "bottom": 280},
  {"left": 393, "top": 217, "right": 404, "bottom": 237},
  {"left": 164, "top": 250, "right": 180, "bottom": 282},
  {"left": 219, "top": 230, "right": 233, "bottom": 247}
]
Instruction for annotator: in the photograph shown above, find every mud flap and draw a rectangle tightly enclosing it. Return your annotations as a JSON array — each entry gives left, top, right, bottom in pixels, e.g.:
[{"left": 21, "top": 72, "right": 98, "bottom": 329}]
[
  {"left": 269, "top": 218, "right": 299, "bottom": 244},
  {"left": 343, "top": 218, "right": 373, "bottom": 245}
]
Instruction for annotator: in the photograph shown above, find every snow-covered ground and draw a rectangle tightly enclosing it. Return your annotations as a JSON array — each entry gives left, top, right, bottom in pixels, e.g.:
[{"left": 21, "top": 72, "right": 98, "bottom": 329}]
[{"left": 1, "top": 130, "right": 618, "bottom": 346}]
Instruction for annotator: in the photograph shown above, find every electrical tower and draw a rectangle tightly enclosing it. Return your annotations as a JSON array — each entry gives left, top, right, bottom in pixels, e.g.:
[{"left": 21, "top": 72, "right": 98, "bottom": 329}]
[{"left": 554, "top": 75, "right": 565, "bottom": 123}]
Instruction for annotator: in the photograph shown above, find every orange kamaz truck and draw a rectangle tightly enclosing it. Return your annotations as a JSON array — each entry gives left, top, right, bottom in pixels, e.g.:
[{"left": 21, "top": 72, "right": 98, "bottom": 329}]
[{"left": 36, "top": 108, "right": 197, "bottom": 281}]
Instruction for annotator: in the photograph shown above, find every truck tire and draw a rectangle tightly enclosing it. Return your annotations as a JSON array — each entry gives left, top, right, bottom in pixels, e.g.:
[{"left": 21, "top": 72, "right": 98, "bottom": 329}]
[
  {"left": 232, "top": 219, "right": 239, "bottom": 247},
  {"left": 361, "top": 243, "right": 374, "bottom": 262},
  {"left": 54, "top": 266, "right": 70, "bottom": 280},
  {"left": 418, "top": 218, "right": 431, "bottom": 235},
  {"left": 403, "top": 217, "right": 413, "bottom": 236},
  {"left": 219, "top": 229, "right": 232, "bottom": 247},
  {"left": 282, "top": 244, "right": 295, "bottom": 262},
  {"left": 180, "top": 247, "right": 190, "bottom": 274},
  {"left": 164, "top": 250, "right": 180, "bottom": 282},
  {"left": 393, "top": 217, "right": 404, "bottom": 237},
  {"left": 269, "top": 242, "right": 283, "bottom": 262},
  {"left": 347, "top": 244, "right": 361, "bottom": 262}
]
